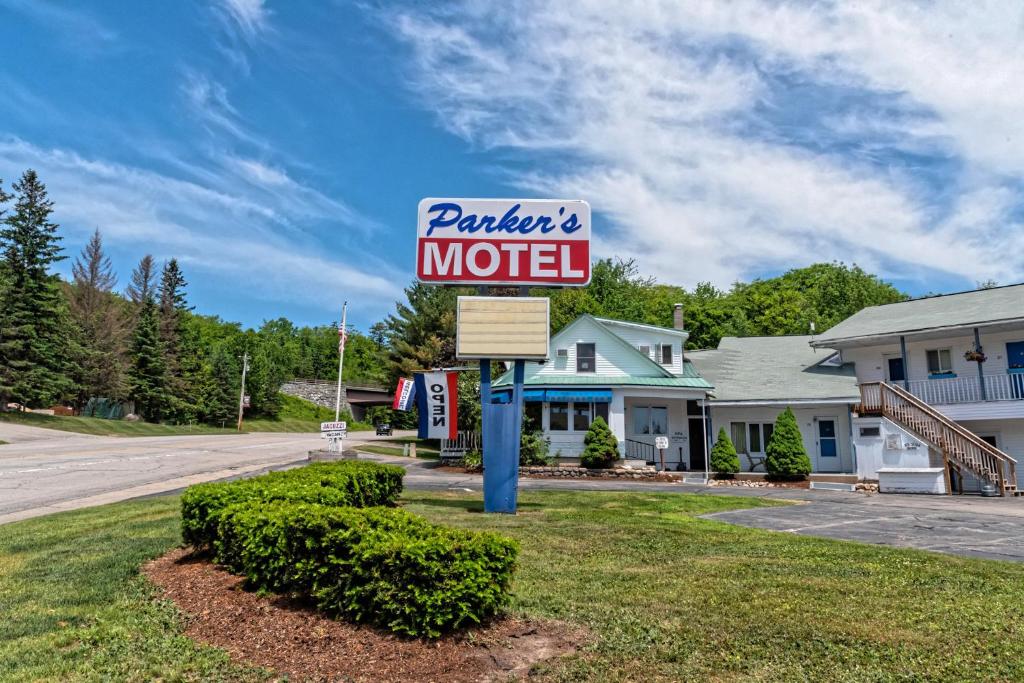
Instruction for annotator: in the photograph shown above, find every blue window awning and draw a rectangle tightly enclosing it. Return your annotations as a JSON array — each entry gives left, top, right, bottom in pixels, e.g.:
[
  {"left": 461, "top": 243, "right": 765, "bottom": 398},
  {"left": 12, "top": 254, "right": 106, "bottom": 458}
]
[
  {"left": 544, "top": 389, "right": 612, "bottom": 403},
  {"left": 524, "top": 389, "right": 546, "bottom": 402}
]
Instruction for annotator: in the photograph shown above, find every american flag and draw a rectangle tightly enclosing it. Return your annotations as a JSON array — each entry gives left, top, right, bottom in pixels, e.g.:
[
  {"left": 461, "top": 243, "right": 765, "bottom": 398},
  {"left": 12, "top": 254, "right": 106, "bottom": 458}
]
[{"left": 338, "top": 323, "right": 347, "bottom": 353}]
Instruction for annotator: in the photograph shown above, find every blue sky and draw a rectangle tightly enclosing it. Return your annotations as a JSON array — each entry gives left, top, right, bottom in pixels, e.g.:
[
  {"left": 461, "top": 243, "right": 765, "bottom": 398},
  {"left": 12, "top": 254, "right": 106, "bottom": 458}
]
[{"left": 1, "top": 1, "right": 1022, "bottom": 331}]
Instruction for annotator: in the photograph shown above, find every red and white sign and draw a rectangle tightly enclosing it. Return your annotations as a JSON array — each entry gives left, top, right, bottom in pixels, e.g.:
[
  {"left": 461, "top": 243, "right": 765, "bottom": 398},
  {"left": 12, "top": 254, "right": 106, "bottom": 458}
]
[
  {"left": 392, "top": 377, "right": 416, "bottom": 411},
  {"left": 416, "top": 198, "right": 591, "bottom": 286}
]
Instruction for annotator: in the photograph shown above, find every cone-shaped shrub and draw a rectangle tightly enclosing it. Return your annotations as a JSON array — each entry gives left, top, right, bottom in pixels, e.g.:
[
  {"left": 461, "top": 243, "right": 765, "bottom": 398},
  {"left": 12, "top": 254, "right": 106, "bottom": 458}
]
[
  {"left": 765, "top": 407, "right": 812, "bottom": 478},
  {"left": 710, "top": 427, "right": 740, "bottom": 476},
  {"left": 581, "top": 416, "right": 619, "bottom": 469}
]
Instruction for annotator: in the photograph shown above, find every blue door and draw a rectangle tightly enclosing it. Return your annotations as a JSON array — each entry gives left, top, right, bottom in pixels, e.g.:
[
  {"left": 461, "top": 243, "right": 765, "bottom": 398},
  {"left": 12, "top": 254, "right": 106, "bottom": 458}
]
[
  {"left": 1008, "top": 342, "right": 1024, "bottom": 399},
  {"left": 816, "top": 418, "right": 840, "bottom": 472},
  {"left": 887, "top": 357, "right": 905, "bottom": 383}
]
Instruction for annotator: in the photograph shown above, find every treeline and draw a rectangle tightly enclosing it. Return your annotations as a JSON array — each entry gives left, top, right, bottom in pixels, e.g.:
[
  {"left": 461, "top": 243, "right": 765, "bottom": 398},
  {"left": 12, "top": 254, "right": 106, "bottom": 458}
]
[{"left": 0, "top": 169, "right": 388, "bottom": 423}]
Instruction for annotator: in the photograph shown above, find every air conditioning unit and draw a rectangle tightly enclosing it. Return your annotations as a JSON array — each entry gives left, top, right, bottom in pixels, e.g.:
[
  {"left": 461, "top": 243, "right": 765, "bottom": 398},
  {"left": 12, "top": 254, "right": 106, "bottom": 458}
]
[{"left": 556, "top": 348, "right": 569, "bottom": 358}]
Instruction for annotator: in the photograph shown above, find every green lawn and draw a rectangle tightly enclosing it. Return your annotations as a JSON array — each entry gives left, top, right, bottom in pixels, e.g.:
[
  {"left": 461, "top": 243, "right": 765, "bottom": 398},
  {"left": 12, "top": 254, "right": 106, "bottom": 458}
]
[
  {"left": 3, "top": 491, "right": 1024, "bottom": 681},
  {"left": 0, "top": 411, "right": 235, "bottom": 437}
]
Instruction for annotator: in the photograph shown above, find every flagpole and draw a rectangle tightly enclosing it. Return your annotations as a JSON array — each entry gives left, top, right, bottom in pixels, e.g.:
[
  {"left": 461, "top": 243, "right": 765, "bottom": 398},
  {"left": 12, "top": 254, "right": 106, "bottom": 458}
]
[{"left": 334, "top": 302, "right": 348, "bottom": 422}]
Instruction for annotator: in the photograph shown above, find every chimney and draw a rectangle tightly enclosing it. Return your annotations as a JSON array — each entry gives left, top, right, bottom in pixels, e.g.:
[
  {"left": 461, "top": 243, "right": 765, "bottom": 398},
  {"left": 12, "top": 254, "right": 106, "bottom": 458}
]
[{"left": 673, "top": 303, "right": 685, "bottom": 330}]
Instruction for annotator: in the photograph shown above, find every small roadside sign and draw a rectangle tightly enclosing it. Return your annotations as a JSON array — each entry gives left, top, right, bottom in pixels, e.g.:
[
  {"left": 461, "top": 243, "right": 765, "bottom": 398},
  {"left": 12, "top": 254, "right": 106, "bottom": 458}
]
[
  {"left": 655, "top": 436, "right": 669, "bottom": 450},
  {"left": 321, "top": 421, "right": 347, "bottom": 432},
  {"left": 242, "top": 395, "right": 251, "bottom": 408}
]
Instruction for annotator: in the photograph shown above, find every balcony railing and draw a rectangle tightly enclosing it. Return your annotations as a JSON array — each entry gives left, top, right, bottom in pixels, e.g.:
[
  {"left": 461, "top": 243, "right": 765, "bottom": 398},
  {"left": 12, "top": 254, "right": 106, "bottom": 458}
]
[{"left": 903, "top": 373, "right": 1024, "bottom": 405}]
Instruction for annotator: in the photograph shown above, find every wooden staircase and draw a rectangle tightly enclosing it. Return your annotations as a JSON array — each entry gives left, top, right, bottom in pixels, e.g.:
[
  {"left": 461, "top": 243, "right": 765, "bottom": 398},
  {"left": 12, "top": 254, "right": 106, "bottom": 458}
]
[{"left": 859, "top": 381, "right": 1019, "bottom": 496}]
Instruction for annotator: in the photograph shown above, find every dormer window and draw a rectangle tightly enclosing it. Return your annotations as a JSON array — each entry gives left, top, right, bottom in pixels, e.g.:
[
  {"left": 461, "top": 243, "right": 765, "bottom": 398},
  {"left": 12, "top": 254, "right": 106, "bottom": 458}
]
[
  {"left": 577, "top": 343, "right": 596, "bottom": 373},
  {"left": 660, "top": 343, "right": 673, "bottom": 365}
]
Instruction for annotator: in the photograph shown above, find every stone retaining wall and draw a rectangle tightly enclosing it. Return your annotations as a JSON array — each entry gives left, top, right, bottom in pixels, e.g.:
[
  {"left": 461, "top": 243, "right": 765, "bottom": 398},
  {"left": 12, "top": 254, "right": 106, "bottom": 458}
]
[
  {"left": 281, "top": 380, "right": 352, "bottom": 416},
  {"left": 522, "top": 466, "right": 681, "bottom": 481}
]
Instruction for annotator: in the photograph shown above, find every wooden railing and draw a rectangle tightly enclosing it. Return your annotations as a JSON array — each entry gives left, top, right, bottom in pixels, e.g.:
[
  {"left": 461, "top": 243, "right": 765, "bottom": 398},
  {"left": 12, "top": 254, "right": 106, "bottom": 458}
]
[{"left": 860, "top": 381, "right": 1018, "bottom": 495}]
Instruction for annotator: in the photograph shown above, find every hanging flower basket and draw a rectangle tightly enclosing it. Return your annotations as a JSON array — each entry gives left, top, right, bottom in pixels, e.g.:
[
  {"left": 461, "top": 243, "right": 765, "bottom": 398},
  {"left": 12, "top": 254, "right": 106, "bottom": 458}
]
[{"left": 964, "top": 350, "right": 987, "bottom": 363}]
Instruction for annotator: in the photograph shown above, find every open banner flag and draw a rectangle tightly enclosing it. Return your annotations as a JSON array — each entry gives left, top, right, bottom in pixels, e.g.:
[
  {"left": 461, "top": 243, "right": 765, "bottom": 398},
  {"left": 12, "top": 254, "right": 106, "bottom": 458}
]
[
  {"left": 392, "top": 377, "right": 416, "bottom": 411},
  {"left": 414, "top": 371, "right": 458, "bottom": 440}
]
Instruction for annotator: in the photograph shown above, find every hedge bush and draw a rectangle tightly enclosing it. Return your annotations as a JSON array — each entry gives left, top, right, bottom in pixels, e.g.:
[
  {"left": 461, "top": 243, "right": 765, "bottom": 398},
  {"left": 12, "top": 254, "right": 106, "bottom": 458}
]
[
  {"left": 181, "top": 460, "right": 405, "bottom": 548},
  {"left": 214, "top": 500, "right": 518, "bottom": 638},
  {"left": 710, "top": 427, "right": 741, "bottom": 476},
  {"left": 183, "top": 461, "right": 518, "bottom": 638},
  {"left": 765, "top": 407, "right": 812, "bottom": 478},
  {"left": 581, "top": 417, "right": 619, "bottom": 468}
]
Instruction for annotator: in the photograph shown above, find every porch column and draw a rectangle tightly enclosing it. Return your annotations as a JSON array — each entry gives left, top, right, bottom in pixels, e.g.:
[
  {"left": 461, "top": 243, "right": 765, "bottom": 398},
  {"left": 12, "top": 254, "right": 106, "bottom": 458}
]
[
  {"left": 899, "top": 335, "right": 910, "bottom": 390},
  {"left": 974, "top": 327, "right": 988, "bottom": 401},
  {"left": 609, "top": 391, "right": 626, "bottom": 458}
]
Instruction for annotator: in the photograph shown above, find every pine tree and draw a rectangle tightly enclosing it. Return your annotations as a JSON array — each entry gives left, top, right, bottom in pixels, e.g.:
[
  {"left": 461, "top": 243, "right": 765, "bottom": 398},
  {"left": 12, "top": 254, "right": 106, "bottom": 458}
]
[
  {"left": 125, "top": 254, "right": 156, "bottom": 306},
  {"left": 0, "top": 170, "right": 75, "bottom": 408},
  {"left": 765, "top": 407, "right": 812, "bottom": 478},
  {"left": 157, "top": 258, "right": 196, "bottom": 421},
  {"left": 128, "top": 298, "right": 169, "bottom": 421},
  {"left": 710, "top": 427, "right": 741, "bottom": 476},
  {"left": 199, "top": 346, "right": 239, "bottom": 426},
  {"left": 581, "top": 416, "right": 619, "bottom": 469},
  {"left": 69, "top": 229, "right": 128, "bottom": 402}
]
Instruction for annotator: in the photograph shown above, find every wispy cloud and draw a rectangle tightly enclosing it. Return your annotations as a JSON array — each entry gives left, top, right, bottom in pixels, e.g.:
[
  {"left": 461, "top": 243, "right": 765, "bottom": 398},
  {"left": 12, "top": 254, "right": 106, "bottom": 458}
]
[
  {"left": 387, "top": 1, "right": 1024, "bottom": 288},
  {"left": 0, "top": 137, "right": 402, "bottom": 316},
  {"left": 217, "top": 0, "right": 271, "bottom": 42},
  {"left": 0, "top": 0, "right": 117, "bottom": 50}
]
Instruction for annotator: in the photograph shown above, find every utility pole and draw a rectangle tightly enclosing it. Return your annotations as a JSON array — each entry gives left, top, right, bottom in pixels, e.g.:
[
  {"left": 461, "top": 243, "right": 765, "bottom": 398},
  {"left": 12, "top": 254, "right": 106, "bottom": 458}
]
[
  {"left": 334, "top": 302, "right": 348, "bottom": 422},
  {"left": 236, "top": 351, "right": 249, "bottom": 431}
]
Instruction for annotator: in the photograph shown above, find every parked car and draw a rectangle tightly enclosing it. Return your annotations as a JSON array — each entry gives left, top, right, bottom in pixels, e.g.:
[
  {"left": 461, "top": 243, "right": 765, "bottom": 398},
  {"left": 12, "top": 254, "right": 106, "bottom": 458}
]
[{"left": 375, "top": 423, "right": 392, "bottom": 436}]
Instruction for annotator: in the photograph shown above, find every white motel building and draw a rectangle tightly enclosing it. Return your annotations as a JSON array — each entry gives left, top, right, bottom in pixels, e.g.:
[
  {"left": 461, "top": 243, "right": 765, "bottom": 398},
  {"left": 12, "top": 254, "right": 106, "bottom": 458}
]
[{"left": 493, "top": 283, "right": 1024, "bottom": 495}]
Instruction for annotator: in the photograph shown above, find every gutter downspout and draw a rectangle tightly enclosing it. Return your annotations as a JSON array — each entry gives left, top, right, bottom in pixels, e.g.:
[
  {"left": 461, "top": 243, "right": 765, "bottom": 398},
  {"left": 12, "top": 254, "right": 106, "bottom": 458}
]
[
  {"left": 899, "top": 336, "right": 910, "bottom": 390},
  {"left": 974, "top": 327, "right": 987, "bottom": 401},
  {"left": 847, "top": 403, "right": 857, "bottom": 478}
]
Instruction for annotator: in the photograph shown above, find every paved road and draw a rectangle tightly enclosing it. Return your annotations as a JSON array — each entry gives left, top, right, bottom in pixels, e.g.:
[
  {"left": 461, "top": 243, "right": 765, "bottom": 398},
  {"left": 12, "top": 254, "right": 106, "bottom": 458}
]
[
  {"left": 360, "top": 453, "right": 1024, "bottom": 562},
  {"left": 5, "top": 425, "right": 1024, "bottom": 562},
  {"left": 0, "top": 423, "right": 408, "bottom": 524}
]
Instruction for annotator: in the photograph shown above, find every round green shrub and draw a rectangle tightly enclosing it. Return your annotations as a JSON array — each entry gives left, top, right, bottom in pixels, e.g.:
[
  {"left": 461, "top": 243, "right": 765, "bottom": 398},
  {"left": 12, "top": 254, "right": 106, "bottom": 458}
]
[
  {"left": 765, "top": 407, "right": 812, "bottom": 479},
  {"left": 580, "top": 416, "right": 619, "bottom": 469},
  {"left": 710, "top": 427, "right": 740, "bottom": 476}
]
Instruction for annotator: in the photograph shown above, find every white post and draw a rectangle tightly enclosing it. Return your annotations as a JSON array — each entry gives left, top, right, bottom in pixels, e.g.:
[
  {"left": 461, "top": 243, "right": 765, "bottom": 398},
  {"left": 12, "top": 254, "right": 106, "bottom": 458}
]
[
  {"left": 702, "top": 395, "right": 709, "bottom": 481},
  {"left": 236, "top": 352, "right": 249, "bottom": 431},
  {"left": 334, "top": 302, "right": 348, "bottom": 422}
]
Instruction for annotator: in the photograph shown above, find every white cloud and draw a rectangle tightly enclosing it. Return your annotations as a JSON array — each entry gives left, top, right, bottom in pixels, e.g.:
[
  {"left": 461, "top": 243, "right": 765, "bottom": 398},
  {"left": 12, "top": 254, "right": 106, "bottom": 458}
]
[
  {"left": 0, "top": 137, "right": 402, "bottom": 316},
  {"left": 217, "top": 0, "right": 270, "bottom": 42},
  {"left": 388, "top": 1, "right": 1024, "bottom": 288}
]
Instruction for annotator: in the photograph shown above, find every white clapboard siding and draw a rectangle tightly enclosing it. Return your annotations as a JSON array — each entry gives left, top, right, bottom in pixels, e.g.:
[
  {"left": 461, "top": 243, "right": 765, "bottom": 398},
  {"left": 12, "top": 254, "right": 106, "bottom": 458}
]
[
  {"left": 524, "top": 317, "right": 668, "bottom": 380},
  {"left": 598, "top": 322, "right": 685, "bottom": 376}
]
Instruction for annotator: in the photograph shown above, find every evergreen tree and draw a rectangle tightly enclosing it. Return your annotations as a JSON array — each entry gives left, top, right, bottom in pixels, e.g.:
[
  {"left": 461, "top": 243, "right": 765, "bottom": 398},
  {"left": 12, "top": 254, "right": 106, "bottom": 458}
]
[
  {"left": 125, "top": 254, "right": 156, "bottom": 306},
  {"left": 383, "top": 282, "right": 463, "bottom": 386},
  {"left": 69, "top": 229, "right": 128, "bottom": 402},
  {"left": 128, "top": 298, "right": 169, "bottom": 420},
  {"left": 157, "top": 258, "right": 196, "bottom": 421},
  {"left": 580, "top": 416, "right": 619, "bottom": 469},
  {"left": 199, "top": 346, "right": 239, "bottom": 426},
  {"left": 710, "top": 427, "right": 741, "bottom": 476},
  {"left": 0, "top": 170, "right": 75, "bottom": 408},
  {"left": 764, "top": 407, "right": 812, "bottom": 478}
]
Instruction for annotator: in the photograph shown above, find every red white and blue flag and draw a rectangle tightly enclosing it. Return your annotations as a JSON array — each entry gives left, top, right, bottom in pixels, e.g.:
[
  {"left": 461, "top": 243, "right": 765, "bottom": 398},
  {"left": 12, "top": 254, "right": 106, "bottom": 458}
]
[
  {"left": 392, "top": 377, "right": 416, "bottom": 411},
  {"left": 414, "top": 371, "right": 458, "bottom": 440}
]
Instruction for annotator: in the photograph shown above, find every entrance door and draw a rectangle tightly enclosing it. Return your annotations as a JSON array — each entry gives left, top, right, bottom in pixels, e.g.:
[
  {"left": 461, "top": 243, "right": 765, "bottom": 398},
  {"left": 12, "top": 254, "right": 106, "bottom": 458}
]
[
  {"left": 1008, "top": 342, "right": 1024, "bottom": 399},
  {"left": 885, "top": 356, "right": 906, "bottom": 383},
  {"left": 815, "top": 417, "right": 840, "bottom": 472},
  {"left": 688, "top": 418, "right": 706, "bottom": 471}
]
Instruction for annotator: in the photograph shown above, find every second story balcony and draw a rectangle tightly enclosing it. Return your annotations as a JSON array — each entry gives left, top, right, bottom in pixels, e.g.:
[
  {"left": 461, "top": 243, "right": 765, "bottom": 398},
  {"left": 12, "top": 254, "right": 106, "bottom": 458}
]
[{"left": 903, "top": 372, "right": 1024, "bottom": 406}]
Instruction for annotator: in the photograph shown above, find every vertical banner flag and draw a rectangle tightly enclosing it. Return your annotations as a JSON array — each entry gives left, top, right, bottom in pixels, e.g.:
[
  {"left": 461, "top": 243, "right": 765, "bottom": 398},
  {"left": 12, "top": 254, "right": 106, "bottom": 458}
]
[
  {"left": 392, "top": 377, "right": 416, "bottom": 411},
  {"left": 414, "top": 372, "right": 459, "bottom": 440}
]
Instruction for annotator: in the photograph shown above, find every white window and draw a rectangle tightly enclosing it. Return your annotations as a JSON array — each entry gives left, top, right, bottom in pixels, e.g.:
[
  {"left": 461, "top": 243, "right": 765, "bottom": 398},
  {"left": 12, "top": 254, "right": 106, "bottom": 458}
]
[
  {"left": 632, "top": 405, "right": 667, "bottom": 435},
  {"left": 730, "top": 422, "right": 774, "bottom": 453},
  {"left": 550, "top": 402, "right": 569, "bottom": 431},
  {"left": 638, "top": 344, "right": 651, "bottom": 357},
  {"left": 926, "top": 348, "right": 953, "bottom": 375},
  {"left": 577, "top": 343, "right": 596, "bottom": 373},
  {"left": 547, "top": 401, "right": 609, "bottom": 433},
  {"left": 660, "top": 343, "right": 673, "bottom": 365}
]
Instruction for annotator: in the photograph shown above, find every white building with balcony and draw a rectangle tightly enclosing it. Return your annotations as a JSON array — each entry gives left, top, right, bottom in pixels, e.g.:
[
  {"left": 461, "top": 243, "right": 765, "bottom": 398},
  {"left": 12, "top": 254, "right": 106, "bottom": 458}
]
[{"left": 811, "top": 283, "right": 1024, "bottom": 495}]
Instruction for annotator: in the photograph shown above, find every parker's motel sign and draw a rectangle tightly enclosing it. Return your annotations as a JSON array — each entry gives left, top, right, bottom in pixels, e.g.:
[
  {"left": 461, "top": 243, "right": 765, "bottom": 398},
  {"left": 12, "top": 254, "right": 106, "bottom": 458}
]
[{"left": 416, "top": 198, "right": 591, "bottom": 286}]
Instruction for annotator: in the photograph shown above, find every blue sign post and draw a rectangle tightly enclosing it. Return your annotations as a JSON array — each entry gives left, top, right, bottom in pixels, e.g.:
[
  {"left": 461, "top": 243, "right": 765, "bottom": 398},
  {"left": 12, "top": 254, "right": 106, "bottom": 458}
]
[{"left": 480, "top": 358, "right": 525, "bottom": 514}]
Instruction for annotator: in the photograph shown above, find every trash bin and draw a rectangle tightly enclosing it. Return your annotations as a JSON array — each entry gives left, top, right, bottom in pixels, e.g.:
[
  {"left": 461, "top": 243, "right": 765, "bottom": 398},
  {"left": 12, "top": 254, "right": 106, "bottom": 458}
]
[{"left": 981, "top": 482, "right": 999, "bottom": 497}]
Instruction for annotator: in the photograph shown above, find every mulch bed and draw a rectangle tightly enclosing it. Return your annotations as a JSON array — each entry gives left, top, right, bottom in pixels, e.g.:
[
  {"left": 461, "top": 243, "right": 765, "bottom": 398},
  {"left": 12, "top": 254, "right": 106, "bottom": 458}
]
[{"left": 143, "top": 549, "right": 584, "bottom": 682}]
